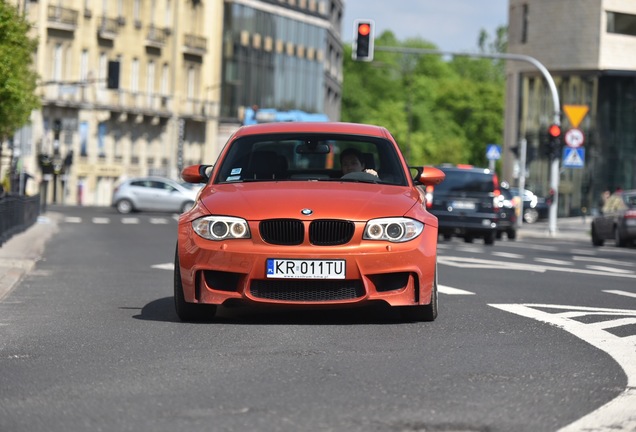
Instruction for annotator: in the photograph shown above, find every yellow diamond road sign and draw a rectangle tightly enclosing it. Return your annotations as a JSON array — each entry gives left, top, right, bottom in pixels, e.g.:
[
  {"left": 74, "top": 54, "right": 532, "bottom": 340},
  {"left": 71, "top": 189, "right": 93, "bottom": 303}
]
[{"left": 563, "top": 105, "right": 589, "bottom": 129}]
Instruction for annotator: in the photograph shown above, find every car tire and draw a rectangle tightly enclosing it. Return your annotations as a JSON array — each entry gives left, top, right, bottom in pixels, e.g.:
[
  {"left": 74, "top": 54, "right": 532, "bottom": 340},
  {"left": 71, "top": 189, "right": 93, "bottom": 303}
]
[
  {"left": 484, "top": 231, "right": 496, "bottom": 245},
  {"left": 507, "top": 229, "right": 517, "bottom": 240},
  {"left": 523, "top": 208, "right": 539, "bottom": 224},
  {"left": 174, "top": 246, "right": 217, "bottom": 322},
  {"left": 400, "top": 266, "right": 438, "bottom": 322},
  {"left": 463, "top": 235, "right": 473, "bottom": 243},
  {"left": 591, "top": 224, "right": 604, "bottom": 246},
  {"left": 180, "top": 201, "right": 194, "bottom": 213},
  {"left": 116, "top": 199, "right": 134, "bottom": 214},
  {"left": 496, "top": 231, "right": 503, "bottom": 239},
  {"left": 614, "top": 226, "right": 627, "bottom": 247}
]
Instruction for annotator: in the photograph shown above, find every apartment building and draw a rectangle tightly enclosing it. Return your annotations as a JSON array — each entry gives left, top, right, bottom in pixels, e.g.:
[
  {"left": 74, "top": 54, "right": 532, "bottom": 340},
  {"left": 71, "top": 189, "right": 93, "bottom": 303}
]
[
  {"left": 7, "top": 0, "right": 223, "bottom": 206},
  {"left": 505, "top": 0, "right": 636, "bottom": 216},
  {"left": 6, "top": 0, "right": 342, "bottom": 206}
]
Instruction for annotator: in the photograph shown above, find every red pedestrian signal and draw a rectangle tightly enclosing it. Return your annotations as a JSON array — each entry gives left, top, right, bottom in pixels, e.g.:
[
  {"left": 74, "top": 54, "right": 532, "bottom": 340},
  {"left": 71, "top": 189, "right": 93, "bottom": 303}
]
[{"left": 352, "top": 20, "right": 374, "bottom": 62}]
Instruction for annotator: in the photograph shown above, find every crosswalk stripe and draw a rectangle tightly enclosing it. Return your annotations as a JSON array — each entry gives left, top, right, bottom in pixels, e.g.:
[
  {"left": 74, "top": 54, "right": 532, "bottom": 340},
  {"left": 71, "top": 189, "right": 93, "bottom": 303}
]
[
  {"left": 438, "top": 285, "right": 475, "bottom": 295},
  {"left": 92, "top": 217, "right": 110, "bottom": 224},
  {"left": 64, "top": 217, "right": 82, "bottom": 223},
  {"left": 122, "top": 217, "right": 140, "bottom": 224}
]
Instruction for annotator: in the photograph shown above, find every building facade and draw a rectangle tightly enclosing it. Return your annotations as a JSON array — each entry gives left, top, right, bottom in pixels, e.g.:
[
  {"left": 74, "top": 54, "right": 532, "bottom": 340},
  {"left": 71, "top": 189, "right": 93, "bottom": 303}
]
[
  {"left": 7, "top": 0, "right": 223, "bottom": 206},
  {"left": 219, "top": 0, "right": 343, "bottom": 123},
  {"left": 5, "top": 0, "right": 342, "bottom": 207},
  {"left": 505, "top": 0, "right": 636, "bottom": 216}
]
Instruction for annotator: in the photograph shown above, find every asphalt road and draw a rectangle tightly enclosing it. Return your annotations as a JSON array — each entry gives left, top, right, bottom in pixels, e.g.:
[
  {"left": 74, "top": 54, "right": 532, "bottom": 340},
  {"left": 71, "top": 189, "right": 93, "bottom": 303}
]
[{"left": 1, "top": 205, "right": 635, "bottom": 432}]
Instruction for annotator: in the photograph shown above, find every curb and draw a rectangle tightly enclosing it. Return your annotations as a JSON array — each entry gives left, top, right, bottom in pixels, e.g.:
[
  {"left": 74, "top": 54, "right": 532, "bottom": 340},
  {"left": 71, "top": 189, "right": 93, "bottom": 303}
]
[{"left": 0, "top": 213, "right": 61, "bottom": 301}]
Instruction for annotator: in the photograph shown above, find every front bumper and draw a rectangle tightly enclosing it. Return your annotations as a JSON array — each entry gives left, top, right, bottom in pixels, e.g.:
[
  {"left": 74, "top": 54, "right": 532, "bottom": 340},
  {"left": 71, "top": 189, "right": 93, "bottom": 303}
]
[{"left": 177, "top": 222, "right": 438, "bottom": 308}]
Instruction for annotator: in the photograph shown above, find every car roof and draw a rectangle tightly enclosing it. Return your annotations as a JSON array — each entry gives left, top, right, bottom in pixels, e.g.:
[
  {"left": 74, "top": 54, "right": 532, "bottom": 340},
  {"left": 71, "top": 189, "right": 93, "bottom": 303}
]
[
  {"left": 436, "top": 164, "right": 494, "bottom": 175},
  {"left": 231, "top": 122, "right": 392, "bottom": 139}
]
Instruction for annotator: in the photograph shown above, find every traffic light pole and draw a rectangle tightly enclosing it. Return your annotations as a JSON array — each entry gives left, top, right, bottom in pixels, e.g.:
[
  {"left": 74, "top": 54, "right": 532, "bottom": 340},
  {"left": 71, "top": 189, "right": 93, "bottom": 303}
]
[{"left": 373, "top": 46, "right": 562, "bottom": 235}]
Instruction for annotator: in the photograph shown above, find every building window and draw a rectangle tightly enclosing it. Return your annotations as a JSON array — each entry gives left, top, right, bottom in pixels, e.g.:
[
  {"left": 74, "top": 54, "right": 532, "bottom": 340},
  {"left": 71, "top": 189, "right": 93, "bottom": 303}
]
[
  {"left": 607, "top": 11, "right": 636, "bottom": 37},
  {"left": 147, "top": 60, "right": 155, "bottom": 97},
  {"left": 521, "top": 4, "right": 528, "bottom": 44},
  {"left": 99, "top": 52, "right": 107, "bottom": 88},
  {"left": 161, "top": 63, "right": 169, "bottom": 95},
  {"left": 52, "top": 43, "right": 63, "bottom": 81},
  {"left": 131, "top": 58, "right": 139, "bottom": 93},
  {"left": 80, "top": 49, "right": 89, "bottom": 81}
]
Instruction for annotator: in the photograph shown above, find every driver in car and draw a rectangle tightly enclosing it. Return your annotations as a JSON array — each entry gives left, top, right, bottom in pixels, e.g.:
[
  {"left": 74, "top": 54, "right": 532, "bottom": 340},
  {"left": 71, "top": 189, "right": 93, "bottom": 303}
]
[{"left": 340, "top": 148, "right": 378, "bottom": 177}]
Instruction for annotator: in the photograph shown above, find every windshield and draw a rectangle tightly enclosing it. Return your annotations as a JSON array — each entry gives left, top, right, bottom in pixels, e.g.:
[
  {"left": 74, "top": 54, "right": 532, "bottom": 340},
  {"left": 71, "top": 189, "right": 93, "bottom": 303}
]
[{"left": 214, "top": 133, "right": 408, "bottom": 186}]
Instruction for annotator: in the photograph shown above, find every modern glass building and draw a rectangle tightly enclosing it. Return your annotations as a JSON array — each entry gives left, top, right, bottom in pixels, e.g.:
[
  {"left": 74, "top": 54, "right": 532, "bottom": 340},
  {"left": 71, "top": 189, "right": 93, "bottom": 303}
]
[{"left": 220, "top": 0, "right": 343, "bottom": 122}]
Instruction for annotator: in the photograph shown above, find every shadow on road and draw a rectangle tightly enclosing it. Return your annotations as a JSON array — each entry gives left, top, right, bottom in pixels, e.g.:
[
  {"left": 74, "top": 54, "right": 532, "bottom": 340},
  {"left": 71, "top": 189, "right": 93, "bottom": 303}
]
[{"left": 133, "top": 296, "right": 414, "bottom": 325}]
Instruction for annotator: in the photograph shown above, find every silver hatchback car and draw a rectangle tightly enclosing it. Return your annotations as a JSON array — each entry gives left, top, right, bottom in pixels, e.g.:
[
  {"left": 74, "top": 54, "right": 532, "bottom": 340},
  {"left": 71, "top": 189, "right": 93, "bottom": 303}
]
[{"left": 112, "top": 177, "right": 201, "bottom": 214}]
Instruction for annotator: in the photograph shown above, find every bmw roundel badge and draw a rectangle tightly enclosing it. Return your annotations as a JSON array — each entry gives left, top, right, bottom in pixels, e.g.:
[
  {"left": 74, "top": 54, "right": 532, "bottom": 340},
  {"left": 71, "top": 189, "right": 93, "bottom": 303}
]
[{"left": 301, "top": 208, "right": 313, "bottom": 215}]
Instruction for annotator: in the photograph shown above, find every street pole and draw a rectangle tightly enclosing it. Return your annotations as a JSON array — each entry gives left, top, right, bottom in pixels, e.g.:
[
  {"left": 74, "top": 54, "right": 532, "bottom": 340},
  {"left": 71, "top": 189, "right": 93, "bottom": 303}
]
[
  {"left": 517, "top": 138, "right": 527, "bottom": 228},
  {"left": 374, "top": 46, "right": 562, "bottom": 235}
]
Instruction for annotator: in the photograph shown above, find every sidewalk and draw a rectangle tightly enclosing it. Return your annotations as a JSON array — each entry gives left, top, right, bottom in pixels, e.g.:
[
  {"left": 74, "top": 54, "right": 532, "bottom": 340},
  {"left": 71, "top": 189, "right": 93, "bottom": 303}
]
[
  {"left": 517, "top": 216, "right": 591, "bottom": 242},
  {"left": 0, "top": 212, "right": 61, "bottom": 301}
]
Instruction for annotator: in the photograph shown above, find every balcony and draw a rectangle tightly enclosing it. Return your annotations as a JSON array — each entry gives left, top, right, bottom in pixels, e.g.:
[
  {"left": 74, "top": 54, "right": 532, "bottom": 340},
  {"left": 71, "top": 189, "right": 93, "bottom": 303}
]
[
  {"left": 47, "top": 5, "right": 78, "bottom": 32},
  {"left": 146, "top": 25, "right": 167, "bottom": 49},
  {"left": 183, "top": 34, "right": 207, "bottom": 56},
  {"left": 98, "top": 17, "right": 119, "bottom": 40}
]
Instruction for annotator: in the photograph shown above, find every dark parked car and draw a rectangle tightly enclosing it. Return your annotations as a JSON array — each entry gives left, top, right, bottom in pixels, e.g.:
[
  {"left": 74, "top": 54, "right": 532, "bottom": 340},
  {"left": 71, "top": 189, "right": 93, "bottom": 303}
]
[
  {"left": 425, "top": 165, "right": 500, "bottom": 245},
  {"left": 509, "top": 187, "right": 549, "bottom": 224},
  {"left": 591, "top": 189, "right": 636, "bottom": 247}
]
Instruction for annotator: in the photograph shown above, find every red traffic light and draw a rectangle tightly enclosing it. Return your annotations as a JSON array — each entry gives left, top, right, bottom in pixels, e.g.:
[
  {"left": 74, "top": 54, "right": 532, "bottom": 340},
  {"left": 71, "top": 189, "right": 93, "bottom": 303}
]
[
  {"left": 358, "top": 23, "right": 371, "bottom": 36},
  {"left": 548, "top": 124, "right": 561, "bottom": 137}
]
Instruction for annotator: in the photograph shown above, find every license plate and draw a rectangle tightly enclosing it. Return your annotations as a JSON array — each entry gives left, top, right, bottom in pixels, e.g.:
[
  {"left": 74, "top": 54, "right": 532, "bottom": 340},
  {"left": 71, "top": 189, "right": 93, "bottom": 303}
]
[
  {"left": 266, "top": 259, "right": 346, "bottom": 279},
  {"left": 451, "top": 200, "right": 476, "bottom": 210}
]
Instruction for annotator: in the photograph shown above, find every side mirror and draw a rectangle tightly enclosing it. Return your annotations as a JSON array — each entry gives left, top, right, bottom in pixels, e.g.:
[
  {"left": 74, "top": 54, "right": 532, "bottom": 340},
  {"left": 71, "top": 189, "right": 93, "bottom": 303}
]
[
  {"left": 182, "top": 164, "right": 212, "bottom": 184},
  {"left": 412, "top": 166, "right": 445, "bottom": 186}
]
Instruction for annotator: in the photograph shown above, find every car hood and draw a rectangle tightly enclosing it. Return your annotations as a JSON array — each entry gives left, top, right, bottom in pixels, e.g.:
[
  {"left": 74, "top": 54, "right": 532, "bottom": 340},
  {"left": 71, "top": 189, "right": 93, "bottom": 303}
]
[{"left": 198, "top": 182, "right": 423, "bottom": 221}]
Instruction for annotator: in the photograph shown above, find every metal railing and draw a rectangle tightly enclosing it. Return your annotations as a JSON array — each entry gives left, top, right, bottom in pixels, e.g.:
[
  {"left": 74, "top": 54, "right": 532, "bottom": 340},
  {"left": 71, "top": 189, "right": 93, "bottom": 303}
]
[{"left": 0, "top": 195, "right": 41, "bottom": 247}]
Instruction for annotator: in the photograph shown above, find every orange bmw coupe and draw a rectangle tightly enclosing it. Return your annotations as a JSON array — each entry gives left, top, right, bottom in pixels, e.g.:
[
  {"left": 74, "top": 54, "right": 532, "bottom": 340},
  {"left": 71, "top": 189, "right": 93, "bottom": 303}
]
[{"left": 175, "top": 122, "right": 445, "bottom": 322}]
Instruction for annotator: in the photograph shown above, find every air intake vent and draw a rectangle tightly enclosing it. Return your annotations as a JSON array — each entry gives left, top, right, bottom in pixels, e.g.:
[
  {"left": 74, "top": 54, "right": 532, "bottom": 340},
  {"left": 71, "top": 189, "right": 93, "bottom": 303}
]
[{"left": 250, "top": 280, "right": 365, "bottom": 302}]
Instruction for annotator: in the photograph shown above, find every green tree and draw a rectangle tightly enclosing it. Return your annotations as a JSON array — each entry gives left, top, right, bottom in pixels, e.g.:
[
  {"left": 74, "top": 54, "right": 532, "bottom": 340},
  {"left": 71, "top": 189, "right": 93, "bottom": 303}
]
[
  {"left": 342, "top": 28, "right": 506, "bottom": 169},
  {"left": 0, "top": 1, "right": 40, "bottom": 141}
]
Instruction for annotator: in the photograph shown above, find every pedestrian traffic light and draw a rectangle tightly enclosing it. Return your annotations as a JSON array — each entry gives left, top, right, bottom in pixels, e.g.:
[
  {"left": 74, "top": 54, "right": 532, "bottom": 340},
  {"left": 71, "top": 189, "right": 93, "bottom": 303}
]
[
  {"left": 547, "top": 124, "right": 561, "bottom": 160},
  {"left": 352, "top": 20, "right": 374, "bottom": 62}
]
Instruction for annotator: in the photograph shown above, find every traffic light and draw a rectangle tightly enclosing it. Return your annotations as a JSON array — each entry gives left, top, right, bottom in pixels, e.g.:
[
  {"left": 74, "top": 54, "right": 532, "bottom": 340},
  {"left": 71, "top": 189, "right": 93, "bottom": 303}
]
[
  {"left": 352, "top": 20, "right": 374, "bottom": 62},
  {"left": 547, "top": 124, "right": 561, "bottom": 160}
]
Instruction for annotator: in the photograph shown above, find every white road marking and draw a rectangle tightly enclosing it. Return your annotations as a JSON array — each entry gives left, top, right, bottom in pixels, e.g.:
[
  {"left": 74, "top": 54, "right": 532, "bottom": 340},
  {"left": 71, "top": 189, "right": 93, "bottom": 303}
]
[
  {"left": 489, "top": 303, "right": 636, "bottom": 432},
  {"left": 438, "top": 285, "right": 475, "bottom": 295},
  {"left": 492, "top": 251, "right": 524, "bottom": 259},
  {"left": 438, "top": 256, "right": 636, "bottom": 279},
  {"left": 92, "top": 217, "right": 110, "bottom": 224},
  {"left": 149, "top": 218, "right": 169, "bottom": 224},
  {"left": 534, "top": 258, "right": 573, "bottom": 265},
  {"left": 121, "top": 217, "right": 140, "bottom": 224},
  {"left": 604, "top": 290, "right": 636, "bottom": 299},
  {"left": 498, "top": 242, "right": 558, "bottom": 252},
  {"left": 64, "top": 216, "right": 82, "bottom": 223},
  {"left": 586, "top": 265, "right": 634, "bottom": 274},
  {"left": 573, "top": 256, "right": 635, "bottom": 267},
  {"left": 570, "top": 248, "right": 597, "bottom": 256},
  {"left": 152, "top": 263, "right": 174, "bottom": 270}
]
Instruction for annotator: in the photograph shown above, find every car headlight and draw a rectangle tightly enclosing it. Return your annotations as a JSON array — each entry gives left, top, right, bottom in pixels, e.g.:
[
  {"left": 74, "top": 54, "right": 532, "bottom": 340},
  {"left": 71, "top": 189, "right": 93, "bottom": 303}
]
[
  {"left": 363, "top": 217, "right": 424, "bottom": 242},
  {"left": 192, "top": 216, "right": 251, "bottom": 240}
]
